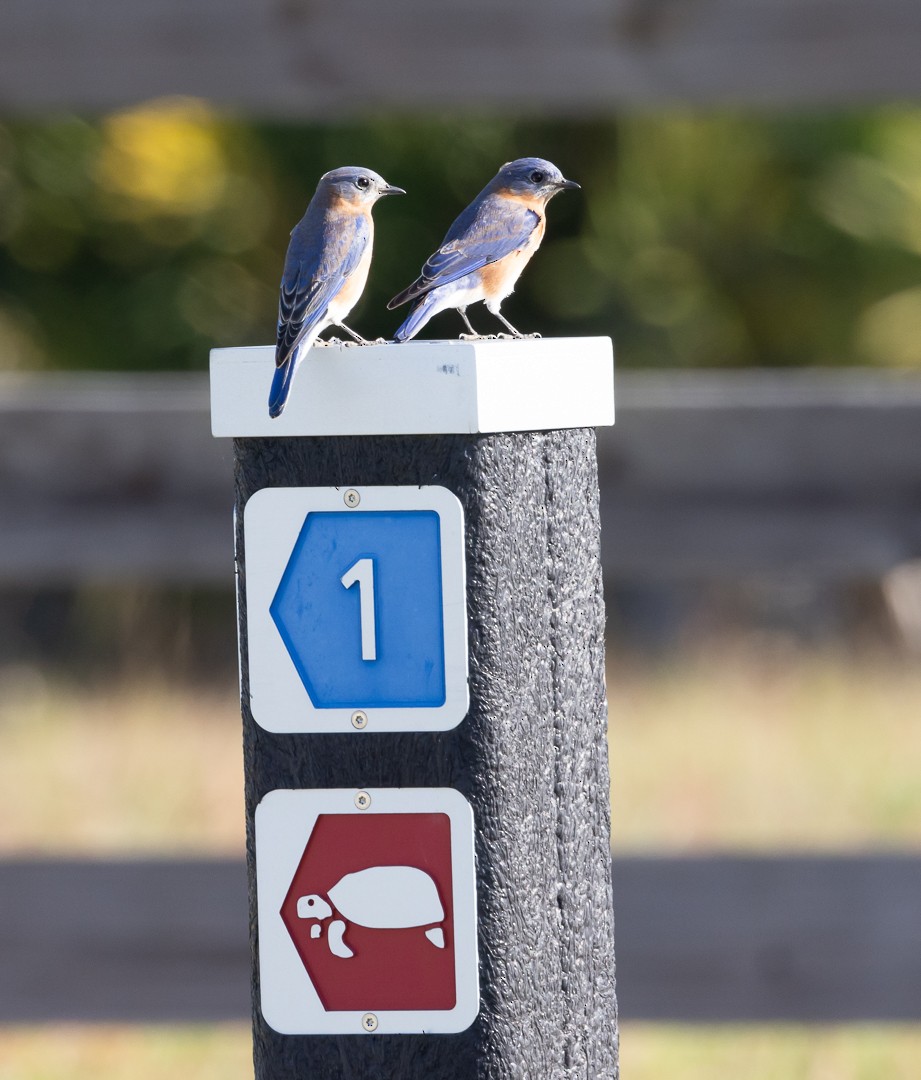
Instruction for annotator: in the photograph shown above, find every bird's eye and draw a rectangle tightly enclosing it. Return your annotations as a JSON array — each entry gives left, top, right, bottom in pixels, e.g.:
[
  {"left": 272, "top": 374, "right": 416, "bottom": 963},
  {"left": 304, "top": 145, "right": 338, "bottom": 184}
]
[
  {"left": 529, "top": 170, "right": 546, "bottom": 184},
  {"left": 355, "top": 176, "right": 371, "bottom": 190}
]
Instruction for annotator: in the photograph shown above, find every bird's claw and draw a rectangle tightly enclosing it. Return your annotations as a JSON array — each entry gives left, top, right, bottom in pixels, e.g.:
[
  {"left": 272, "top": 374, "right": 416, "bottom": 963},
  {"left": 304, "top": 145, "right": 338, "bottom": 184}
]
[{"left": 459, "top": 333, "right": 497, "bottom": 341}]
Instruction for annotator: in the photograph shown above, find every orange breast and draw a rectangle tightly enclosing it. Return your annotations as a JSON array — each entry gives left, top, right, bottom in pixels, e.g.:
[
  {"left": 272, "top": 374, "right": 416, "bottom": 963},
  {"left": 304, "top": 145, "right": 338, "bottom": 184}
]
[
  {"left": 480, "top": 215, "right": 545, "bottom": 301},
  {"left": 329, "top": 231, "right": 373, "bottom": 320}
]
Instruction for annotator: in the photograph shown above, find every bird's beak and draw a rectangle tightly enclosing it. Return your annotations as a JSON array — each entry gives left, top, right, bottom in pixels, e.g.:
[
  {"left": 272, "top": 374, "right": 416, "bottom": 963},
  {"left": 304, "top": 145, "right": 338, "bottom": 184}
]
[
  {"left": 558, "top": 178, "right": 581, "bottom": 191},
  {"left": 379, "top": 184, "right": 406, "bottom": 196}
]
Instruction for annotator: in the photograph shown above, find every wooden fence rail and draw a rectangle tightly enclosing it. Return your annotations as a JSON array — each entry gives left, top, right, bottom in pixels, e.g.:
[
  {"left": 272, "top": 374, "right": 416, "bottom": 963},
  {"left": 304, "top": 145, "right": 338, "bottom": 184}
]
[
  {"left": 2, "top": 855, "right": 919, "bottom": 1023},
  {"left": 2, "top": 0, "right": 921, "bottom": 113},
  {"left": 2, "top": 369, "right": 921, "bottom": 586}
]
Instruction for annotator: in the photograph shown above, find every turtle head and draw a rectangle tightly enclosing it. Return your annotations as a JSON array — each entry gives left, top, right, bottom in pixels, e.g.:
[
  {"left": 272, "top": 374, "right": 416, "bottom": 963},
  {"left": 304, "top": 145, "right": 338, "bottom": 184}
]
[{"left": 296, "top": 893, "right": 333, "bottom": 920}]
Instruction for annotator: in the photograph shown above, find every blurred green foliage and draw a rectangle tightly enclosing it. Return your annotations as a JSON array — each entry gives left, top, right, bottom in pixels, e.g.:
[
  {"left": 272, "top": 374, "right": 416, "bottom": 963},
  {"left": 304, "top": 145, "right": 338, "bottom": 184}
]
[{"left": 1, "top": 100, "right": 921, "bottom": 372}]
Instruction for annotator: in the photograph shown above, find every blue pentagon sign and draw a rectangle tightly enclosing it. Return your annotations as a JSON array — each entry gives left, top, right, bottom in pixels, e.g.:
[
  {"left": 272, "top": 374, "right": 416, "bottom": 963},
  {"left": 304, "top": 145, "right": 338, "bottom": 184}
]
[
  {"left": 243, "top": 486, "right": 468, "bottom": 733},
  {"left": 270, "top": 510, "right": 446, "bottom": 708}
]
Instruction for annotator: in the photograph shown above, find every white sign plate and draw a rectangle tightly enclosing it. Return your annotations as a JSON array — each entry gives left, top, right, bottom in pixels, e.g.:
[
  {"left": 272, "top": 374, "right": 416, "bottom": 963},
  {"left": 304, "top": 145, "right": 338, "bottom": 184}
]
[
  {"left": 256, "top": 787, "right": 479, "bottom": 1035},
  {"left": 243, "top": 485, "right": 468, "bottom": 733}
]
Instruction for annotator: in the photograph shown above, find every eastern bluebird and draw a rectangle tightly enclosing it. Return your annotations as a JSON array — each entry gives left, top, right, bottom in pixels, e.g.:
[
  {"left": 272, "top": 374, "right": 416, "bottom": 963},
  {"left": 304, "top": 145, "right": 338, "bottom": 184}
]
[
  {"left": 388, "top": 157, "right": 579, "bottom": 342},
  {"left": 269, "top": 166, "right": 405, "bottom": 418}
]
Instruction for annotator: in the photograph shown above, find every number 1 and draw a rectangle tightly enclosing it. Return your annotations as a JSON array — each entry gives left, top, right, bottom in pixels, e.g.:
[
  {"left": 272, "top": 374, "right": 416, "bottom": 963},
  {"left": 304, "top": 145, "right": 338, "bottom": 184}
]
[{"left": 340, "top": 557, "right": 377, "bottom": 661}]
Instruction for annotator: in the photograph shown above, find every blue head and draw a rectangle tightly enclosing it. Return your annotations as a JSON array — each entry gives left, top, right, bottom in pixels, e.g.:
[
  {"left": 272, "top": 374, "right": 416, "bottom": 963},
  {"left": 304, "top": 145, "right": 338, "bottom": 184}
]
[
  {"left": 489, "top": 157, "right": 580, "bottom": 202},
  {"left": 315, "top": 166, "right": 406, "bottom": 207}
]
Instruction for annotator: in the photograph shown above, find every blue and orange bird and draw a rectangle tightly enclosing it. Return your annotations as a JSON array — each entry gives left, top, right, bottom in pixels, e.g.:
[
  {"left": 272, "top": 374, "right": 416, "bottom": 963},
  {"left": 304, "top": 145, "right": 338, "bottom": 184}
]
[
  {"left": 269, "top": 166, "right": 405, "bottom": 418},
  {"left": 388, "top": 157, "right": 579, "bottom": 342}
]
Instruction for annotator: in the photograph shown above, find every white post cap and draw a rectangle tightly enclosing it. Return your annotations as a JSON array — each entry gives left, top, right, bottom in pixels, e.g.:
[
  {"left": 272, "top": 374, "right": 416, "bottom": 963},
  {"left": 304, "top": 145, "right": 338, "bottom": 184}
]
[{"left": 210, "top": 337, "right": 614, "bottom": 437}]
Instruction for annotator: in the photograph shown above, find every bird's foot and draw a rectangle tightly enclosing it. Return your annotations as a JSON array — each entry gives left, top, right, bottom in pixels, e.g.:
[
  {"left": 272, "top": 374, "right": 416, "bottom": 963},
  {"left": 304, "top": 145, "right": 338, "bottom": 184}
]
[
  {"left": 459, "top": 332, "right": 497, "bottom": 341},
  {"left": 496, "top": 332, "right": 541, "bottom": 340}
]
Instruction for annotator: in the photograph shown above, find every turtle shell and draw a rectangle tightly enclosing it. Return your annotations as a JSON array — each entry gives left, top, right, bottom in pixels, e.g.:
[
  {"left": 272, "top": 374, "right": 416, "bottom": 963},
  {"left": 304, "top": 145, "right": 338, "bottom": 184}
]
[{"left": 327, "top": 865, "right": 444, "bottom": 929}]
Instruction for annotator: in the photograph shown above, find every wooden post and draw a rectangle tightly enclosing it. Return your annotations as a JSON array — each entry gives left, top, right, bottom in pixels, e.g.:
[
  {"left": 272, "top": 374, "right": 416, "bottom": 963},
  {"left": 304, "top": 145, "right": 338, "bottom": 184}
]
[{"left": 212, "top": 338, "right": 618, "bottom": 1079}]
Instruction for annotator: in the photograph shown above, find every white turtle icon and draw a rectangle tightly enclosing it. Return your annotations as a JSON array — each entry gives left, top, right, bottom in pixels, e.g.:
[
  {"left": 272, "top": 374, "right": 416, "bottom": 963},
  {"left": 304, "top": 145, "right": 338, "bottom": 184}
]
[{"left": 296, "top": 865, "right": 446, "bottom": 959}]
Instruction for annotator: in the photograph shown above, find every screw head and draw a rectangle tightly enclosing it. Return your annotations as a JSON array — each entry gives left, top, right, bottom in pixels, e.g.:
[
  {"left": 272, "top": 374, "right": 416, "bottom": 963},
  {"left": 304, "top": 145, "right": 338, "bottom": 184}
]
[
  {"left": 354, "top": 790, "right": 371, "bottom": 810},
  {"left": 343, "top": 488, "right": 360, "bottom": 508},
  {"left": 351, "top": 710, "right": 369, "bottom": 730},
  {"left": 361, "top": 1012, "right": 379, "bottom": 1032}
]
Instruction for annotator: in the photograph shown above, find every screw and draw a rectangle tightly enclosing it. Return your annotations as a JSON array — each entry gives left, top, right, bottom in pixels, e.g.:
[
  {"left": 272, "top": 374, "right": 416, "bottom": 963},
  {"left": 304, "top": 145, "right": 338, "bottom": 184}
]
[
  {"left": 361, "top": 1012, "right": 379, "bottom": 1032},
  {"left": 354, "top": 790, "right": 371, "bottom": 810},
  {"left": 343, "top": 488, "right": 360, "bottom": 508},
  {"left": 351, "top": 710, "right": 369, "bottom": 730}
]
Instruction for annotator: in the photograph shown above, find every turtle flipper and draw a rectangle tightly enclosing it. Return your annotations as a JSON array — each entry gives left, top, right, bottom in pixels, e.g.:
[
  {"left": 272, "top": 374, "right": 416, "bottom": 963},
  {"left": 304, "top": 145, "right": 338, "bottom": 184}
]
[
  {"left": 425, "top": 927, "right": 445, "bottom": 948},
  {"left": 328, "top": 918, "right": 354, "bottom": 958}
]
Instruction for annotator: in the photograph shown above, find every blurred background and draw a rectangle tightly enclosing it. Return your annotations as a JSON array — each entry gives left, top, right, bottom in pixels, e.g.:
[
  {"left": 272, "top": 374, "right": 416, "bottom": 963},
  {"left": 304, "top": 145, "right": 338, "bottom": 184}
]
[{"left": 2, "top": 2, "right": 921, "bottom": 1077}]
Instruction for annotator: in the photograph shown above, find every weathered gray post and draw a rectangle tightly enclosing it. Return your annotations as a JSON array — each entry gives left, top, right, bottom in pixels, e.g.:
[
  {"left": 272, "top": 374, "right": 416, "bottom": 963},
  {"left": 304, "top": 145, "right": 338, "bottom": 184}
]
[{"left": 211, "top": 337, "right": 618, "bottom": 1079}]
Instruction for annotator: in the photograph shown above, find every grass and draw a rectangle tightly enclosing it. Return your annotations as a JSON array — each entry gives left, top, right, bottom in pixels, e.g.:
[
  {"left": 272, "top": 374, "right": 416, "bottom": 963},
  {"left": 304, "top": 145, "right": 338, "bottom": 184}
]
[
  {"left": 1, "top": 645, "right": 919, "bottom": 1077},
  {"left": 1, "top": 645, "right": 918, "bottom": 854},
  {"left": 608, "top": 645, "right": 921, "bottom": 852},
  {"left": 2, "top": 1024, "right": 920, "bottom": 1080},
  {"left": 620, "top": 1025, "right": 921, "bottom": 1080},
  {"left": 0, "top": 671, "right": 244, "bottom": 855},
  {"left": 0, "top": 1026, "right": 252, "bottom": 1080}
]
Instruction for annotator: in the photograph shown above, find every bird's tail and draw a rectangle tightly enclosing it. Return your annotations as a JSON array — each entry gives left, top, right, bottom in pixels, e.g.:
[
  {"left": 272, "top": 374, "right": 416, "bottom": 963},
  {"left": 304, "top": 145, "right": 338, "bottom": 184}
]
[
  {"left": 268, "top": 348, "right": 298, "bottom": 418},
  {"left": 393, "top": 293, "right": 437, "bottom": 343}
]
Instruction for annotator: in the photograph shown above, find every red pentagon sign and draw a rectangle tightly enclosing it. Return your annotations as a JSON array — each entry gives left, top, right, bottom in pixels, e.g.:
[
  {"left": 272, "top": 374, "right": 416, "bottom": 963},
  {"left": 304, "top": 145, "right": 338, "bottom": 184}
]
[{"left": 280, "top": 811, "right": 456, "bottom": 1012}]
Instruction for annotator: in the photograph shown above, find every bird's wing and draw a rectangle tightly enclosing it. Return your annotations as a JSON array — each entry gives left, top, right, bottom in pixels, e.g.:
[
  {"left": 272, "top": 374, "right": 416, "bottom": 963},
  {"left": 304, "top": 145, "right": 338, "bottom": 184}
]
[
  {"left": 388, "top": 197, "right": 539, "bottom": 309},
  {"left": 276, "top": 212, "right": 370, "bottom": 368}
]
